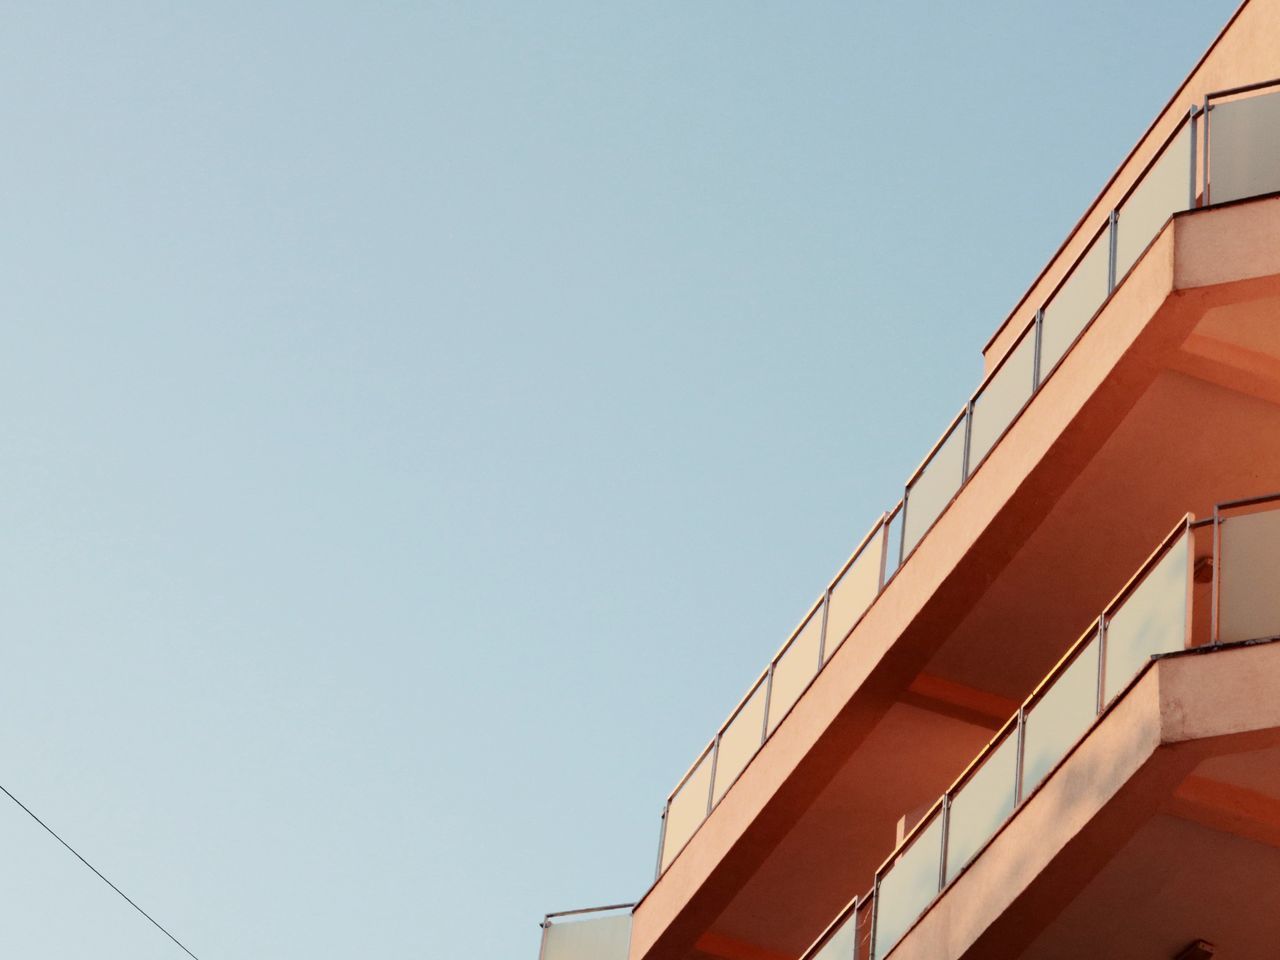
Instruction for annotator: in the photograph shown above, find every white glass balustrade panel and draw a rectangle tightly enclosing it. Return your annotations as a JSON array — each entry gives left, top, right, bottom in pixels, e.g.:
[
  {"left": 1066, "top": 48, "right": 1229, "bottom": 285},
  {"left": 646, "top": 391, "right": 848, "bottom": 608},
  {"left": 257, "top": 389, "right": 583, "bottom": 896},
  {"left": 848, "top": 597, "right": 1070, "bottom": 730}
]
[
  {"left": 661, "top": 750, "right": 713, "bottom": 871},
  {"left": 811, "top": 910, "right": 857, "bottom": 960},
  {"left": 1115, "top": 124, "right": 1192, "bottom": 280},
  {"left": 542, "top": 913, "right": 631, "bottom": 960},
  {"left": 1021, "top": 635, "right": 1100, "bottom": 797},
  {"left": 873, "top": 813, "right": 943, "bottom": 960},
  {"left": 1220, "top": 508, "right": 1280, "bottom": 643},
  {"left": 824, "top": 528, "right": 884, "bottom": 662},
  {"left": 944, "top": 731, "right": 1018, "bottom": 884},
  {"left": 713, "top": 680, "right": 768, "bottom": 804},
  {"left": 1103, "top": 531, "right": 1190, "bottom": 703},
  {"left": 968, "top": 323, "right": 1035, "bottom": 470},
  {"left": 1210, "top": 89, "right": 1280, "bottom": 204},
  {"left": 902, "top": 420, "right": 965, "bottom": 557},
  {"left": 1039, "top": 230, "right": 1110, "bottom": 376},
  {"left": 768, "top": 607, "right": 824, "bottom": 735}
]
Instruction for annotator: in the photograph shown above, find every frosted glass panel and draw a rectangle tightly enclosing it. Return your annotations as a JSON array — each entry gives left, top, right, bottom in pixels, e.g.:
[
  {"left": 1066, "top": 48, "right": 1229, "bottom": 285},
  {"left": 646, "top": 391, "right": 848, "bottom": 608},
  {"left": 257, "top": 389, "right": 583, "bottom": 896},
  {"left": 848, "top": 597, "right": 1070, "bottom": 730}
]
[
  {"left": 768, "top": 607, "right": 824, "bottom": 734},
  {"left": 1116, "top": 124, "right": 1191, "bottom": 280},
  {"left": 713, "top": 681, "right": 767, "bottom": 803},
  {"left": 1211, "top": 90, "right": 1280, "bottom": 203},
  {"left": 903, "top": 419, "right": 965, "bottom": 556},
  {"left": 968, "top": 323, "right": 1035, "bottom": 469},
  {"left": 825, "top": 529, "right": 884, "bottom": 661},
  {"left": 856, "top": 898, "right": 874, "bottom": 960},
  {"left": 944, "top": 732, "right": 1017, "bottom": 883},
  {"left": 1021, "top": 636, "right": 1099, "bottom": 797},
  {"left": 542, "top": 913, "right": 632, "bottom": 960},
  {"left": 1040, "top": 229, "right": 1110, "bottom": 375},
  {"left": 811, "top": 910, "right": 857, "bottom": 960},
  {"left": 1103, "top": 532, "right": 1189, "bottom": 702},
  {"left": 873, "top": 813, "right": 942, "bottom": 959},
  {"left": 662, "top": 750, "right": 712, "bottom": 871},
  {"left": 1220, "top": 509, "right": 1280, "bottom": 643}
]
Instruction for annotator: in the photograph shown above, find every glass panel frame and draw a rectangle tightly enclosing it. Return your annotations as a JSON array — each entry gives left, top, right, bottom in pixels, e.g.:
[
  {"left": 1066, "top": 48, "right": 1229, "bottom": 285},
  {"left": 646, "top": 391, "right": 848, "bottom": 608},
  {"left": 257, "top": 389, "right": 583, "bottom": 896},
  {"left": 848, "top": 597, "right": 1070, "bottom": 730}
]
[
  {"left": 967, "top": 319, "right": 1036, "bottom": 471},
  {"left": 943, "top": 724, "right": 1018, "bottom": 884},
  {"left": 712, "top": 676, "right": 768, "bottom": 804},
  {"left": 1218, "top": 505, "right": 1280, "bottom": 643},
  {"left": 824, "top": 520, "right": 886, "bottom": 663},
  {"left": 1039, "top": 224, "right": 1111, "bottom": 378},
  {"left": 1020, "top": 632, "right": 1100, "bottom": 799},
  {"left": 541, "top": 912, "right": 632, "bottom": 960},
  {"left": 872, "top": 810, "right": 943, "bottom": 960},
  {"left": 902, "top": 413, "right": 967, "bottom": 557},
  {"left": 767, "top": 603, "right": 825, "bottom": 735},
  {"left": 1102, "top": 529, "right": 1191, "bottom": 703},
  {"left": 1115, "top": 122, "right": 1192, "bottom": 281},
  {"left": 1209, "top": 87, "right": 1280, "bottom": 204},
  {"left": 807, "top": 905, "right": 858, "bottom": 960},
  {"left": 661, "top": 746, "right": 713, "bottom": 872}
]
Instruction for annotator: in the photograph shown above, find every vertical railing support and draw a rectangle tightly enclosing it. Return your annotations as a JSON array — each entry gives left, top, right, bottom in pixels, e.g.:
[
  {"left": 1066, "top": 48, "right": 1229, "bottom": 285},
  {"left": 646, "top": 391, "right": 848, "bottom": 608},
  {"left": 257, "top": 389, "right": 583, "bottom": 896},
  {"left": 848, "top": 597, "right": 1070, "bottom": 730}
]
[
  {"left": 961, "top": 401, "right": 974, "bottom": 481},
  {"left": 897, "top": 493, "right": 909, "bottom": 572},
  {"left": 1202, "top": 96, "right": 1211, "bottom": 204},
  {"left": 1189, "top": 104, "right": 1200, "bottom": 209},
  {"left": 706, "top": 736, "right": 720, "bottom": 817},
  {"left": 1211, "top": 505, "right": 1222, "bottom": 644},
  {"left": 1013, "top": 706, "right": 1027, "bottom": 806},
  {"left": 868, "top": 878, "right": 880, "bottom": 960},
  {"left": 538, "top": 917, "right": 551, "bottom": 960},
  {"left": 1095, "top": 618, "right": 1108, "bottom": 714},
  {"left": 1107, "top": 209, "right": 1119, "bottom": 293},
  {"left": 760, "top": 665, "right": 775, "bottom": 748},
  {"left": 1032, "top": 308, "right": 1044, "bottom": 388},
  {"left": 816, "top": 592, "right": 831, "bottom": 668},
  {"left": 654, "top": 805, "right": 669, "bottom": 880},
  {"left": 937, "top": 795, "right": 952, "bottom": 893},
  {"left": 876, "top": 511, "right": 891, "bottom": 591}
]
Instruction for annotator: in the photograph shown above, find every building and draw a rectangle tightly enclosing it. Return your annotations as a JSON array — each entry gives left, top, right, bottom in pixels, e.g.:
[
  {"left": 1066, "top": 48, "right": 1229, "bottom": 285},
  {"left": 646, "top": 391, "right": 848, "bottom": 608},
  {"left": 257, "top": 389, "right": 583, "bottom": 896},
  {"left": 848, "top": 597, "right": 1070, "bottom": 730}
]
[{"left": 540, "top": 2, "right": 1280, "bottom": 957}]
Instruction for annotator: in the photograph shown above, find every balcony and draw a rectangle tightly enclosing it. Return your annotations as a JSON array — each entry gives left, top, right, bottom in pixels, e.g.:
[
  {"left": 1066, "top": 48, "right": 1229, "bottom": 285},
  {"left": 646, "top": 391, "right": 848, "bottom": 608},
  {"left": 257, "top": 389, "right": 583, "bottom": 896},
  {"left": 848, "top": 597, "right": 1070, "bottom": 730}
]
[
  {"left": 802, "top": 493, "right": 1280, "bottom": 959},
  {"left": 626, "top": 67, "right": 1280, "bottom": 960},
  {"left": 654, "top": 77, "right": 1280, "bottom": 885},
  {"left": 538, "top": 905, "right": 634, "bottom": 960}
]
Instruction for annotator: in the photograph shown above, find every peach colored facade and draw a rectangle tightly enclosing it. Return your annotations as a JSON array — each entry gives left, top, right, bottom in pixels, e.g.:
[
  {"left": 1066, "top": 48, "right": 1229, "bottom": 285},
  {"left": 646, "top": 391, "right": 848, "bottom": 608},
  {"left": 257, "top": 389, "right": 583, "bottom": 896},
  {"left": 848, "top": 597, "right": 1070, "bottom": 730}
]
[{"left": 540, "top": 3, "right": 1280, "bottom": 959}]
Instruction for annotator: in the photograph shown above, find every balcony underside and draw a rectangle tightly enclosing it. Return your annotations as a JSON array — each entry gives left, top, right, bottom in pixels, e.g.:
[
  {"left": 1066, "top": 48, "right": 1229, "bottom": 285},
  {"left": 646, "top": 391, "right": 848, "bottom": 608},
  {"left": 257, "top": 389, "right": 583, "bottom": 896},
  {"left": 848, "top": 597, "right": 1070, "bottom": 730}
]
[
  {"left": 631, "top": 197, "right": 1280, "bottom": 960},
  {"left": 893, "top": 640, "right": 1280, "bottom": 960}
]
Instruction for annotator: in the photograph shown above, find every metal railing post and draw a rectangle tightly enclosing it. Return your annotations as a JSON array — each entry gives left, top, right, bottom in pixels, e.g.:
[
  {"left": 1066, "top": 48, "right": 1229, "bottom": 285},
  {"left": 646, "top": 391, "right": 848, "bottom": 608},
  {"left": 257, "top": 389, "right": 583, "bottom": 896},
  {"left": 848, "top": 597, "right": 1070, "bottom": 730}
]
[
  {"left": 706, "top": 736, "right": 720, "bottom": 817},
  {"left": 898, "top": 492, "right": 909, "bottom": 569},
  {"left": 961, "top": 401, "right": 974, "bottom": 480},
  {"left": 1095, "top": 619, "right": 1108, "bottom": 713},
  {"left": 937, "top": 794, "right": 952, "bottom": 892},
  {"left": 817, "top": 592, "right": 831, "bottom": 667},
  {"left": 1013, "top": 706, "right": 1027, "bottom": 805},
  {"left": 876, "top": 511, "right": 890, "bottom": 591},
  {"left": 538, "top": 917, "right": 551, "bottom": 960},
  {"left": 868, "top": 879, "right": 880, "bottom": 960},
  {"left": 1202, "top": 96, "right": 1211, "bottom": 204},
  {"left": 654, "top": 805, "right": 669, "bottom": 880},
  {"left": 1212, "top": 505, "right": 1222, "bottom": 644},
  {"left": 1032, "top": 308, "right": 1044, "bottom": 388},
  {"left": 1107, "top": 209, "right": 1119, "bottom": 293},
  {"left": 1189, "top": 105, "right": 1199, "bottom": 209},
  {"left": 761, "top": 664, "right": 775, "bottom": 746}
]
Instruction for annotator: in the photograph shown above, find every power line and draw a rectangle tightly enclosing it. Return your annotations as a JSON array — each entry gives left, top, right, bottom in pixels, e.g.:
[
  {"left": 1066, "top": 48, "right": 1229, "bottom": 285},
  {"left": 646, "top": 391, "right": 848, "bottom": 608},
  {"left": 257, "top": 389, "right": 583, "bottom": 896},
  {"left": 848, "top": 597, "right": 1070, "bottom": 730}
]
[{"left": 0, "top": 781, "right": 202, "bottom": 960}]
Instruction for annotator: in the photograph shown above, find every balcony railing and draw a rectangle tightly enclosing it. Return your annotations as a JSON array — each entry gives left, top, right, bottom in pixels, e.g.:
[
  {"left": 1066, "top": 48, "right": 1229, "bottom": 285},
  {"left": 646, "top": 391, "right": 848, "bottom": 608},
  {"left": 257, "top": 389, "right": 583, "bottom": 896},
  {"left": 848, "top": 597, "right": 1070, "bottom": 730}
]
[
  {"left": 654, "top": 76, "right": 1280, "bottom": 880},
  {"left": 798, "top": 491, "right": 1280, "bottom": 960},
  {"left": 538, "top": 904, "right": 634, "bottom": 960}
]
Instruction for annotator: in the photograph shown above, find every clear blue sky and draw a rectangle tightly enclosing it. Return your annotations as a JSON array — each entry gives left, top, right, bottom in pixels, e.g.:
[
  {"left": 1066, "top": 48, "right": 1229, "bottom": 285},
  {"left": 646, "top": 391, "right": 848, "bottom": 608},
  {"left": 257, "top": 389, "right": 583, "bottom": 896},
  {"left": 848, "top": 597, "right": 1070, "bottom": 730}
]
[{"left": 0, "top": 2, "right": 1240, "bottom": 957}]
